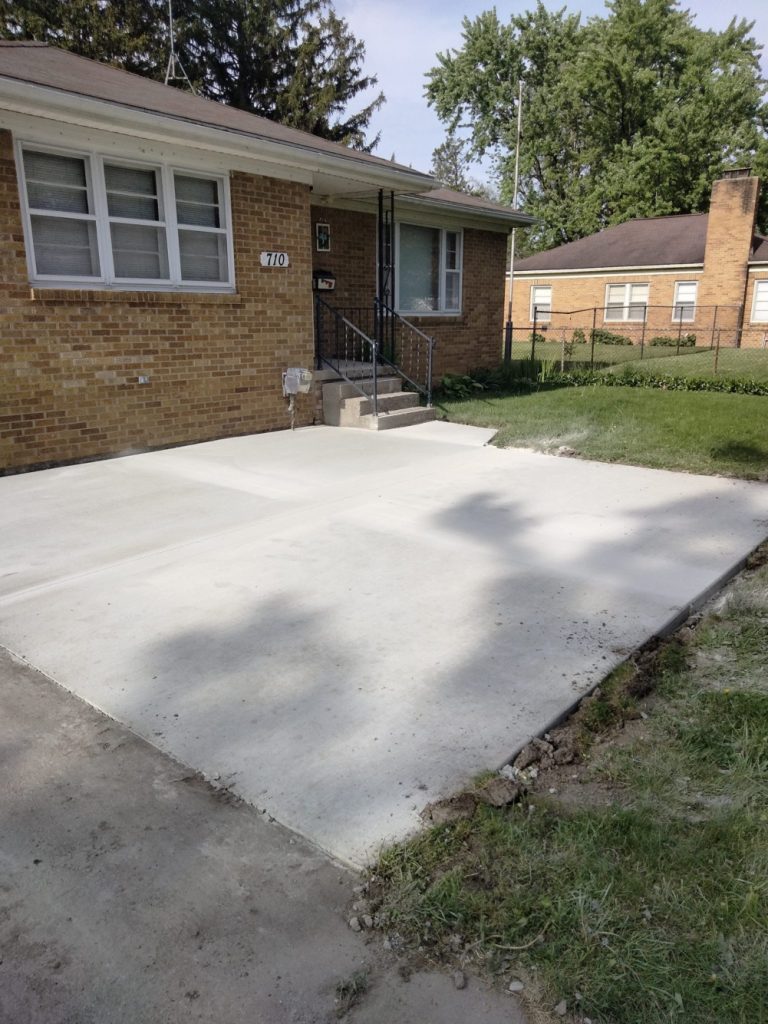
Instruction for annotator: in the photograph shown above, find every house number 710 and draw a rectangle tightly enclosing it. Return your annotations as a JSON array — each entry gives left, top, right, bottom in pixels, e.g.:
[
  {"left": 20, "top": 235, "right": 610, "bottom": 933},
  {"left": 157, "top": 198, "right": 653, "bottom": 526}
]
[{"left": 260, "top": 251, "right": 290, "bottom": 267}]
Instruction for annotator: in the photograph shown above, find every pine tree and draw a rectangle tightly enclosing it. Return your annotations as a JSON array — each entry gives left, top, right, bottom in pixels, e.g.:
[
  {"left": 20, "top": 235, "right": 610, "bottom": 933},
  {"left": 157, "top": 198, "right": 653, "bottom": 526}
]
[{"left": 1, "top": 0, "right": 384, "bottom": 150}]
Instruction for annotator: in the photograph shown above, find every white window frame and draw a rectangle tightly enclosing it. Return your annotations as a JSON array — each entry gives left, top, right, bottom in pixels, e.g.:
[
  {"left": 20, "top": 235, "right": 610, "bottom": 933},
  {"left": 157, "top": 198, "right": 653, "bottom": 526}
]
[
  {"left": 751, "top": 279, "right": 768, "bottom": 323},
  {"left": 604, "top": 282, "right": 649, "bottom": 322},
  {"left": 672, "top": 281, "right": 698, "bottom": 323},
  {"left": 16, "top": 140, "right": 235, "bottom": 291},
  {"left": 395, "top": 222, "right": 463, "bottom": 316},
  {"left": 530, "top": 285, "right": 552, "bottom": 322}
]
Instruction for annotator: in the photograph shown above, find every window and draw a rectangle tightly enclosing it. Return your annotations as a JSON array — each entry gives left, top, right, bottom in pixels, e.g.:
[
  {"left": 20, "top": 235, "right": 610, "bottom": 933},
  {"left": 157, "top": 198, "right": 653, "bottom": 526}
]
[
  {"left": 530, "top": 285, "right": 552, "bottom": 321},
  {"left": 752, "top": 280, "right": 768, "bottom": 322},
  {"left": 19, "top": 145, "right": 232, "bottom": 289},
  {"left": 397, "top": 223, "right": 462, "bottom": 313},
  {"left": 673, "top": 281, "right": 697, "bottom": 322},
  {"left": 605, "top": 283, "right": 649, "bottom": 321}
]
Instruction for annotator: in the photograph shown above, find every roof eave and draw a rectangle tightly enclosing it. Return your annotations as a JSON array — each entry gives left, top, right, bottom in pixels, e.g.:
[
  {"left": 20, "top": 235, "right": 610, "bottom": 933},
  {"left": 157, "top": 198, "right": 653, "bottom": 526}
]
[
  {"left": 400, "top": 192, "right": 536, "bottom": 228},
  {"left": 0, "top": 75, "right": 437, "bottom": 193}
]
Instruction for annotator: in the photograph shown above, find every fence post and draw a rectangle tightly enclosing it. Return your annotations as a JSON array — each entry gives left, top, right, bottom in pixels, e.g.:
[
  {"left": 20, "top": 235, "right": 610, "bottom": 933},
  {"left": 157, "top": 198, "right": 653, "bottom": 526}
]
[
  {"left": 530, "top": 308, "right": 538, "bottom": 363},
  {"left": 561, "top": 329, "right": 565, "bottom": 372},
  {"left": 590, "top": 307, "right": 597, "bottom": 370},
  {"left": 713, "top": 331, "right": 720, "bottom": 376},
  {"left": 504, "top": 320, "right": 512, "bottom": 364},
  {"left": 676, "top": 315, "right": 683, "bottom": 356},
  {"left": 640, "top": 319, "right": 646, "bottom": 360},
  {"left": 710, "top": 306, "right": 718, "bottom": 351}
]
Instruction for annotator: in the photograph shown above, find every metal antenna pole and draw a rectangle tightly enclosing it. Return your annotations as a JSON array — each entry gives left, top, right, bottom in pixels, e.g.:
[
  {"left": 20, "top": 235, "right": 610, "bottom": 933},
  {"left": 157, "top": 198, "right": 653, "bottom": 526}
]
[
  {"left": 506, "top": 79, "right": 524, "bottom": 324},
  {"left": 164, "top": 0, "right": 196, "bottom": 92}
]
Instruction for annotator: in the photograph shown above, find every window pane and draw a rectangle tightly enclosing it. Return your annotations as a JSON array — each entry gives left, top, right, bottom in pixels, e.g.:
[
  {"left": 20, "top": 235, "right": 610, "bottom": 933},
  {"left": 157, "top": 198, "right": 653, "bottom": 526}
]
[
  {"left": 673, "top": 282, "right": 697, "bottom": 321},
  {"left": 629, "top": 284, "right": 649, "bottom": 304},
  {"left": 445, "top": 271, "right": 460, "bottom": 311},
  {"left": 107, "top": 192, "right": 160, "bottom": 220},
  {"left": 399, "top": 224, "right": 439, "bottom": 311},
  {"left": 31, "top": 215, "right": 100, "bottom": 276},
  {"left": 24, "top": 150, "right": 87, "bottom": 189},
  {"left": 532, "top": 286, "right": 551, "bottom": 313},
  {"left": 104, "top": 164, "right": 158, "bottom": 196},
  {"left": 175, "top": 174, "right": 220, "bottom": 228},
  {"left": 24, "top": 151, "right": 90, "bottom": 214},
  {"left": 445, "top": 231, "right": 459, "bottom": 271},
  {"left": 27, "top": 180, "right": 89, "bottom": 214},
  {"left": 110, "top": 223, "right": 168, "bottom": 279},
  {"left": 754, "top": 281, "right": 768, "bottom": 321},
  {"left": 105, "top": 164, "right": 160, "bottom": 221},
  {"left": 627, "top": 304, "right": 646, "bottom": 321},
  {"left": 179, "top": 229, "right": 227, "bottom": 281}
]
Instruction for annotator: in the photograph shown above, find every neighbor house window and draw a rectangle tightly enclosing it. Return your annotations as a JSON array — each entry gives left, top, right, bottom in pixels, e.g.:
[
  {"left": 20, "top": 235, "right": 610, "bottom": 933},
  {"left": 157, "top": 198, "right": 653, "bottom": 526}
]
[
  {"left": 605, "top": 283, "right": 649, "bottom": 321},
  {"left": 397, "top": 223, "right": 462, "bottom": 313},
  {"left": 672, "top": 281, "right": 697, "bottom": 322},
  {"left": 19, "top": 145, "right": 232, "bottom": 289},
  {"left": 752, "top": 280, "right": 768, "bottom": 322},
  {"left": 530, "top": 285, "right": 552, "bottom": 321}
]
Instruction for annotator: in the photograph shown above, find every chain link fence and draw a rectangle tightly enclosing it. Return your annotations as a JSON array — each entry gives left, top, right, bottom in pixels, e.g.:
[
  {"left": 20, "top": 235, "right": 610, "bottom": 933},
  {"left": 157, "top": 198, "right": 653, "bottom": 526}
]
[{"left": 502, "top": 305, "right": 768, "bottom": 381}]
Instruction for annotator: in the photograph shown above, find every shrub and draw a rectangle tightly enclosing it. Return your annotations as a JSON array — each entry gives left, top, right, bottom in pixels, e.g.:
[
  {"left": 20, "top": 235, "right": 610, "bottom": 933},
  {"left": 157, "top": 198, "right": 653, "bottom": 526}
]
[
  {"left": 649, "top": 334, "right": 696, "bottom": 348},
  {"left": 438, "top": 374, "right": 483, "bottom": 400},
  {"left": 572, "top": 328, "right": 587, "bottom": 345},
  {"left": 528, "top": 331, "right": 548, "bottom": 346},
  {"left": 540, "top": 368, "right": 768, "bottom": 395},
  {"left": 590, "top": 328, "right": 632, "bottom": 346}
]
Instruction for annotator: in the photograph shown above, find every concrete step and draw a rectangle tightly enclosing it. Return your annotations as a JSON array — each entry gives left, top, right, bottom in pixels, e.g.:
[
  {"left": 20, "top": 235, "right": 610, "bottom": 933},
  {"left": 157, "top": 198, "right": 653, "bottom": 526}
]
[
  {"left": 361, "top": 406, "right": 437, "bottom": 431},
  {"left": 339, "top": 391, "right": 420, "bottom": 420},
  {"left": 323, "top": 376, "right": 402, "bottom": 402}
]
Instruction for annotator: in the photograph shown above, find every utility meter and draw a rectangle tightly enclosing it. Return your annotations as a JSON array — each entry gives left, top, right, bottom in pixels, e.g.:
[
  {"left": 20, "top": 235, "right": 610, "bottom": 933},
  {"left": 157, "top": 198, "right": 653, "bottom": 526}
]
[{"left": 282, "top": 368, "right": 313, "bottom": 395}]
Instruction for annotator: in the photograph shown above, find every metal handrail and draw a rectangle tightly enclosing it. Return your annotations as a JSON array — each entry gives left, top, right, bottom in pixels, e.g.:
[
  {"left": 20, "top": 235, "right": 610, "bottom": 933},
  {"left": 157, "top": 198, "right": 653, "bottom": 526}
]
[
  {"left": 374, "top": 298, "right": 436, "bottom": 407},
  {"left": 315, "top": 294, "right": 379, "bottom": 416}
]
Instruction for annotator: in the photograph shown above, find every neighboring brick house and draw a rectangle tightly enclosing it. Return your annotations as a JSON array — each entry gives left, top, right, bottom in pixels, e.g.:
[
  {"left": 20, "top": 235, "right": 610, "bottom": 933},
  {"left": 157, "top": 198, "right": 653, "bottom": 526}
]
[
  {"left": 506, "top": 172, "right": 768, "bottom": 348},
  {"left": 0, "top": 43, "right": 532, "bottom": 472}
]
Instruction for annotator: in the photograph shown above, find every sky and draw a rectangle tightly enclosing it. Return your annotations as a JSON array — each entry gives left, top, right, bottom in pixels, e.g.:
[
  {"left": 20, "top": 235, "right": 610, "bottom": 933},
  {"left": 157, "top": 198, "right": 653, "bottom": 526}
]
[{"left": 335, "top": 0, "right": 768, "bottom": 178}]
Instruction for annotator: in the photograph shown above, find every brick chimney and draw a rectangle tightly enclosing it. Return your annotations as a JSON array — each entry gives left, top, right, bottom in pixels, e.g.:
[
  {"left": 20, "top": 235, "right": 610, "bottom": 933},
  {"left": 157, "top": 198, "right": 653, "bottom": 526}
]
[{"left": 699, "top": 171, "right": 760, "bottom": 313}]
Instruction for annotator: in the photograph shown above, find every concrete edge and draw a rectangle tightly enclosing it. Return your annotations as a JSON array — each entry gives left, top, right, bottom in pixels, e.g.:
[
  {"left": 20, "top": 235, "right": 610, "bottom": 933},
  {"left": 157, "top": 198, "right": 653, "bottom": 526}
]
[
  {"left": 492, "top": 533, "right": 768, "bottom": 772},
  {"left": 0, "top": 641, "right": 361, "bottom": 876}
]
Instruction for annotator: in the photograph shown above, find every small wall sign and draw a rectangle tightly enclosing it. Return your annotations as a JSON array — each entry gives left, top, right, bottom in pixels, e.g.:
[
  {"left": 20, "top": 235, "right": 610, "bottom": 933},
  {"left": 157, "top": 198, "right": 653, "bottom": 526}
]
[
  {"left": 315, "top": 222, "right": 331, "bottom": 252},
  {"left": 260, "top": 251, "right": 290, "bottom": 267}
]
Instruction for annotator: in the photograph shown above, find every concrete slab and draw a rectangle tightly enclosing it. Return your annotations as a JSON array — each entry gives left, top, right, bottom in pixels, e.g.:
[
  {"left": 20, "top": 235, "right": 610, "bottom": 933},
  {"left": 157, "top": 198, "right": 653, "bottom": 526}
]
[
  {"left": 1, "top": 425, "right": 767, "bottom": 866},
  {"left": 0, "top": 648, "right": 524, "bottom": 1024}
]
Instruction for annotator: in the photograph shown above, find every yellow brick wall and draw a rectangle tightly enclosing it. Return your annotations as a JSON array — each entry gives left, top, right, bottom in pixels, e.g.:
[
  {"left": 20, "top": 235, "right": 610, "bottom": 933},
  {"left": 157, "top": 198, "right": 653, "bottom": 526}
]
[
  {"left": 308, "top": 209, "right": 508, "bottom": 377},
  {"left": 698, "top": 177, "right": 759, "bottom": 310},
  {"left": 0, "top": 130, "right": 316, "bottom": 472}
]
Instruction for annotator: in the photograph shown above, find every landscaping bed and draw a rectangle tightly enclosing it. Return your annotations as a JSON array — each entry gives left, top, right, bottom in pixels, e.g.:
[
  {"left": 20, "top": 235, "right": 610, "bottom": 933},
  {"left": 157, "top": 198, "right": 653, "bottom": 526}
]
[{"left": 359, "top": 548, "right": 768, "bottom": 1024}]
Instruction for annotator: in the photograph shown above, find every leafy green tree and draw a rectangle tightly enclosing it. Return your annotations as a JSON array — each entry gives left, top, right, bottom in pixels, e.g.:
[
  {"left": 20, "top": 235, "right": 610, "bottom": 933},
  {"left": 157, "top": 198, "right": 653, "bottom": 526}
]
[
  {"left": 430, "top": 134, "right": 474, "bottom": 191},
  {"left": 426, "top": 1, "right": 768, "bottom": 251},
  {"left": 1, "top": 0, "right": 384, "bottom": 150}
]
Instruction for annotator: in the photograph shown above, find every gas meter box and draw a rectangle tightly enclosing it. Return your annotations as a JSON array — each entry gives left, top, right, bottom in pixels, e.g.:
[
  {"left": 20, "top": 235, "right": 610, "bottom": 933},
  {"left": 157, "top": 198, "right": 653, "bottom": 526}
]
[
  {"left": 312, "top": 269, "right": 336, "bottom": 291},
  {"left": 282, "top": 367, "right": 313, "bottom": 395}
]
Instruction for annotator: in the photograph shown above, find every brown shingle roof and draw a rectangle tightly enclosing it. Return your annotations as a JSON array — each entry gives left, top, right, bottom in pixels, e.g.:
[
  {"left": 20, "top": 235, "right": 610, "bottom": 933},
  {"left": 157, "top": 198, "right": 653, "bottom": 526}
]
[
  {"left": 401, "top": 188, "right": 535, "bottom": 224},
  {"left": 515, "top": 214, "right": 709, "bottom": 272},
  {"left": 752, "top": 235, "right": 768, "bottom": 262},
  {"left": 0, "top": 41, "right": 433, "bottom": 181}
]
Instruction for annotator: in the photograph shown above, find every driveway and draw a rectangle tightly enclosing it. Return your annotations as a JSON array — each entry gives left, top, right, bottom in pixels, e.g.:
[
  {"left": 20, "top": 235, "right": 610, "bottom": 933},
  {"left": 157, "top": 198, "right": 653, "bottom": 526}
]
[{"left": 2, "top": 422, "right": 767, "bottom": 865}]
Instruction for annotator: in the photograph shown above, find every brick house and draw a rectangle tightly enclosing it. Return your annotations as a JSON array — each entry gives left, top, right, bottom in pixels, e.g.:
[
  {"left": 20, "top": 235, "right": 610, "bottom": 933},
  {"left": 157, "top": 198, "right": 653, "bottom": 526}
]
[
  {"left": 506, "top": 171, "right": 768, "bottom": 349},
  {"left": 0, "top": 42, "right": 532, "bottom": 472}
]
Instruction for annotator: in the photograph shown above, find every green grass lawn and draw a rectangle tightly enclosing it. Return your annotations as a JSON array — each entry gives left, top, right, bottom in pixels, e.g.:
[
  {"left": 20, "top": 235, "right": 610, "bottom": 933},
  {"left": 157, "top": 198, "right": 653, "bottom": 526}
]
[
  {"left": 371, "top": 556, "right": 768, "bottom": 1024},
  {"left": 439, "top": 386, "right": 768, "bottom": 480},
  {"left": 507, "top": 342, "right": 768, "bottom": 381}
]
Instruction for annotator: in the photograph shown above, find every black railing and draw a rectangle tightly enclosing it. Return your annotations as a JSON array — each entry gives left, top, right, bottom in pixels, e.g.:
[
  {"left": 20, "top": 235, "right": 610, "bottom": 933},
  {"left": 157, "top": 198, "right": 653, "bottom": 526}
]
[
  {"left": 315, "top": 295, "right": 379, "bottom": 416},
  {"left": 374, "top": 299, "right": 435, "bottom": 408},
  {"left": 315, "top": 297, "right": 437, "bottom": 413}
]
